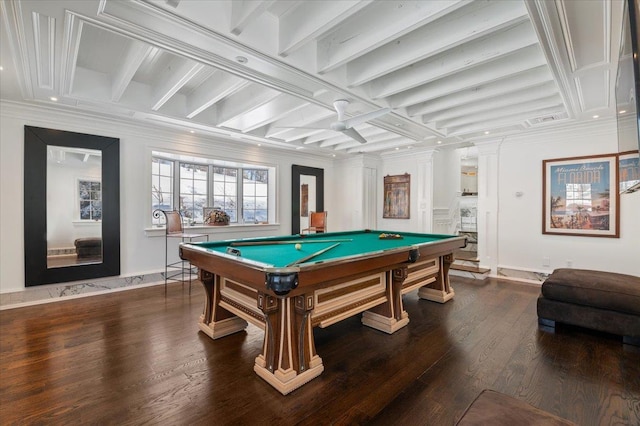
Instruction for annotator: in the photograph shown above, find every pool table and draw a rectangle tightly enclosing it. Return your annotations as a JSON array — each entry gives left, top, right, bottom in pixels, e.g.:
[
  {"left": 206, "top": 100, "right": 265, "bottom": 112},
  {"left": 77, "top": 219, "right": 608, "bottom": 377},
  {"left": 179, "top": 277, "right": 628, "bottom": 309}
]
[{"left": 179, "top": 229, "right": 466, "bottom": 395}]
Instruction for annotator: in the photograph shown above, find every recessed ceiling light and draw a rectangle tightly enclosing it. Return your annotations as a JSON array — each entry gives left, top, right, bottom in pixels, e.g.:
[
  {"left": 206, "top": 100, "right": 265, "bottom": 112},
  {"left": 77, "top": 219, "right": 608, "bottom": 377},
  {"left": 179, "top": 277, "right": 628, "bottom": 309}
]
[
  {"left": 50, "top": 97, "right": 58, "bottom": 101},
  {"left": 484, "top": 131, "right": 490, "bottom": 135},
  {"left": 0, "top": 66, "right": 4, "bottom": 71},
  {"left": 332, "top": 154, "right": 336, "bottom": 157},
  {"left": 189, "top": 130, "right": 195, "bottom": 134},
  {"left": 235, "top": 56, "right": 248, "bottom": 64},
  {"left": 619, "top": 110, "right": 627, "bottom": 114},
  {"left": 257, "top": 143, "right": 262, "bottom": 147},
  {"left": 437, "top": 140, "right": 442, "bottom": 144},
  {"left": 395, "top": 147, "right": 400, "bottom": 150},
  {"left": 592, "top": 115, "right": 599, "bottom": 119}
]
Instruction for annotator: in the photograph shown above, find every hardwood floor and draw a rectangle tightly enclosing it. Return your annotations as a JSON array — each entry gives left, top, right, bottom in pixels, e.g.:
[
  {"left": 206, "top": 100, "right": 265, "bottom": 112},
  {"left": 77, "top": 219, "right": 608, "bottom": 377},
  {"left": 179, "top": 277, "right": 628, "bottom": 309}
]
[{"left": 1, "top": 277, "right": 638, "bottom": 425}]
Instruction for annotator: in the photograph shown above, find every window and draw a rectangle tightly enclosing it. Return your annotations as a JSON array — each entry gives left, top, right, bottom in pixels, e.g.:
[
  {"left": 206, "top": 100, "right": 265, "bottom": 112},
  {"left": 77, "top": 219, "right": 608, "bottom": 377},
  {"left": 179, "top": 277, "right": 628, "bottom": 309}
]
[
  {"left": 243, "top": 169, "right": 268, "bottom": 223},
  {"left": 79, "top": 180, "right": 101, "bottom": 220},
  {"left": 152, "top": 158, "right": 174, "bottom": 225},
  {"left": 180, "top": 163, "right": 208, "bottom": 223},
  {"left": 151, "top": 152, "right": 275, "bottom": 225},
  {"left": 212, "top": 167, "right": 238, "bottom": 222}
]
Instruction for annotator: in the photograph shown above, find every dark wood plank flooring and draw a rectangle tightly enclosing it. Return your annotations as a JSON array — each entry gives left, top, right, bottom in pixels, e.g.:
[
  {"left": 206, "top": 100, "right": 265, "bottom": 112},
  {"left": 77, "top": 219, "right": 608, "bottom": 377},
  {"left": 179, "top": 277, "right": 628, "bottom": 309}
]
[{"left": 1, "top": 277, "right": 638, "bottom": 425}]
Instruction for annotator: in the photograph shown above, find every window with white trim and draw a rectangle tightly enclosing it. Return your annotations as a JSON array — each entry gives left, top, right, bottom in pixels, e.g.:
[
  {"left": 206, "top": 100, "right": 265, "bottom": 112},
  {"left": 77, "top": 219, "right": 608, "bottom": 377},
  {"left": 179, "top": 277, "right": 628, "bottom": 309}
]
[
  {"left": 79, "top": 179, "right": 101, "bottom": 220},
  {"left": 180, "top": 163, "right": 208, "bottom": 222},
  {"left": 152, "top": 158, "right": 174, "bottom": 214},
  {"left": 151, "top": 152, "right": 275, "bottom": 225}
]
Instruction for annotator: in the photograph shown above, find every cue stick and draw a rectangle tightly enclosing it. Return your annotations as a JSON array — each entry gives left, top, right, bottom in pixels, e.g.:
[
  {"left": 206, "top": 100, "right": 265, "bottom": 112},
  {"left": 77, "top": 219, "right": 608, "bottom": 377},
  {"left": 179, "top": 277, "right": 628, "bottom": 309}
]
[
  {"left": 285, "top": 243, "right": 341, "bottom": 267},
  {"left": 229, "top": 238, "right": 352, "bottom": 247}
]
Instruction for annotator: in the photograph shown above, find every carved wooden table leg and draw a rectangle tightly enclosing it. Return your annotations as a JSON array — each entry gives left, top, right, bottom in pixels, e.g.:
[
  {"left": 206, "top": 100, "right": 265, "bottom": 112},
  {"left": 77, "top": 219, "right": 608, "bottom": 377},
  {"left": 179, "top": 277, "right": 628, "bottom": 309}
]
[
  {"left": 418, "top": 253, "right": 455, "bottom": 303},
  {"left": 198, "top": 271, "right": 248, "bottom": 339},
  {"left": 361, "top": 267, "right": 411, "bottom": 334},
  {"left": 254, "top": 292, "right": 324, "bottom": 395}
]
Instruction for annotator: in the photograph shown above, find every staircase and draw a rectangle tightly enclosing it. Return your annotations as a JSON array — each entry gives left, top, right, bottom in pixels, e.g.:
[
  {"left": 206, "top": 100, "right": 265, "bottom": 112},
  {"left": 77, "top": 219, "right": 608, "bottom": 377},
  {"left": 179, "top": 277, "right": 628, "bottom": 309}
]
[{"left": 450, "top": 231, "right": 490, "bottom": 279}]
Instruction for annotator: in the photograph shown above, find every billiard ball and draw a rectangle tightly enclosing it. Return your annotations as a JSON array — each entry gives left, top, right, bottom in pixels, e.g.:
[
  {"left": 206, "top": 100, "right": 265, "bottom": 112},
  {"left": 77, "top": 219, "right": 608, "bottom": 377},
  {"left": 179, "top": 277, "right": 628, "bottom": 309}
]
[{"left": 295, "top": 243, "right": 302, "bottom": 250}]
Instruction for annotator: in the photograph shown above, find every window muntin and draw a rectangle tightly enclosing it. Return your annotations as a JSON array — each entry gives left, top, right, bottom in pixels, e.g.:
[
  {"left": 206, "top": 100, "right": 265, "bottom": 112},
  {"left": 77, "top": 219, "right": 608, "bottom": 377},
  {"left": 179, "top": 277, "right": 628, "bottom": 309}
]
[
  {"left": 242, "top": 169, "right": 268, "bottom": 223},
  {"left": 180, "top": 163, "right": 208, "bottom": 223},
  {"left": 152, "top": 158, "right": 174, "bottom": 224},
  {"left": 79, "top": 180, "right": 101, "bottom": 220},
  {"left": 213, "top": 167, "right": 238, "bottom": 222}
]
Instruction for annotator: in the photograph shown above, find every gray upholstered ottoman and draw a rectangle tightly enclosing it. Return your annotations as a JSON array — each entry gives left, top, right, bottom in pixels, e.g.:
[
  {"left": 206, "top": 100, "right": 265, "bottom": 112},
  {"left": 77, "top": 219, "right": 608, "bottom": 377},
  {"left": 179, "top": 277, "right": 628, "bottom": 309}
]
[
  {"left": 537, "top": 268, "right": 640, "bottom": 346},
  {"left": 456, "top": 389, "right": 575, "bottom": 425},
  {"left": 74, "top": 238, "right": 102, "bottom": 259}
]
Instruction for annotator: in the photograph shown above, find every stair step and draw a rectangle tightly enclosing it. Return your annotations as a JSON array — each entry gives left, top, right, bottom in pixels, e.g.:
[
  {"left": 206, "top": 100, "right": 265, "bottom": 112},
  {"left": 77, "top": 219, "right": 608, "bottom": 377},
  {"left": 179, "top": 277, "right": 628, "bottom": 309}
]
[{"left": 450, "top": 263, "right": 491, "bottom": 274}]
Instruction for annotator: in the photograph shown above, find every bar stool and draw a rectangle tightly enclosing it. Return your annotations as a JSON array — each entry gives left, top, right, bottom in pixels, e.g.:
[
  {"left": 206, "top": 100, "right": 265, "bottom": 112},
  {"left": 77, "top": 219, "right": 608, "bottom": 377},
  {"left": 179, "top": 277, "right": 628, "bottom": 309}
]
[{"left": 153, "top": 209, "right": 209, "bottom": 295}]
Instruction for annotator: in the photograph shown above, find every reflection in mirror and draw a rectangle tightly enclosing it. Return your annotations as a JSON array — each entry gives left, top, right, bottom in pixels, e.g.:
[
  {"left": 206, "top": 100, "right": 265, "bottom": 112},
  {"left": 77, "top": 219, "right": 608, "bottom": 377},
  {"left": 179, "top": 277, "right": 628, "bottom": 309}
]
[
  {"left": 291, "top": 165, "right": 324, "bottom": 235},
  {"left": 46, "top": 146, "right": 103, "bottom": 268},
  {"left": 299, "top": 175, "right": 316, "bottom": 232}
]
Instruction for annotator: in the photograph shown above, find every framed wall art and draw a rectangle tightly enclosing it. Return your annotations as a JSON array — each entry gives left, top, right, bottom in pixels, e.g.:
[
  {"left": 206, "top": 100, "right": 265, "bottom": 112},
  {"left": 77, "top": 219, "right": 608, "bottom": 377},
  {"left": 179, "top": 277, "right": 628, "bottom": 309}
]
[
  {"left": 542, "top": 153, "right": 619, "bottom": 238},
  {"left": 301, "top": 183, "right": 309, "bottom": 217},
  {"left": 383, "top": 173, "right": 410, "bottom": 219}
]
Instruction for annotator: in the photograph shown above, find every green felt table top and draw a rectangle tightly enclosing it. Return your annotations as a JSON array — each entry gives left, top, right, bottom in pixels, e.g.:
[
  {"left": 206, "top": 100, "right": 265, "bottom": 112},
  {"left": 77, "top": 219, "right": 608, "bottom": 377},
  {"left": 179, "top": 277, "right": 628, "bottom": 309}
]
[{"left": 187, "top": 230, "right": 458, "bottom": 268}]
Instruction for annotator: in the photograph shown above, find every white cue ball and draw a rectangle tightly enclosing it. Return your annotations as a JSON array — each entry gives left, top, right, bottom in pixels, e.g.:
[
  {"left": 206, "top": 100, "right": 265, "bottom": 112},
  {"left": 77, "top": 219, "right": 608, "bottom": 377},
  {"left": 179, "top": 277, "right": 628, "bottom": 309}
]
[{"left": 295, "top": 243, "right": 302, "bottom": 250}]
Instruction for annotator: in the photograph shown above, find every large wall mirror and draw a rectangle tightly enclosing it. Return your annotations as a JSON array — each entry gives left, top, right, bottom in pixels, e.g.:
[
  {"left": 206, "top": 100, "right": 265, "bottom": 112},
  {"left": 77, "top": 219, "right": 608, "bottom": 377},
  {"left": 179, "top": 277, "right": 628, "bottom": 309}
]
[
  {"left": 24, "top": 126, "right": 120, "bottom": 286},
  {"left": 291, "top": 165, "right": 324, "bottom": 235}
]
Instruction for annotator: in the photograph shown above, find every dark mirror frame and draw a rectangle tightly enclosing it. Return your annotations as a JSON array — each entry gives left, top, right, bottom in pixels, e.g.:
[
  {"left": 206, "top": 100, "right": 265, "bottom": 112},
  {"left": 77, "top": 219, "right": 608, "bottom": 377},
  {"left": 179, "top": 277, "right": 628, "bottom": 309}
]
[
  {"left": 291, "top": 165, "right": 324, "bottom": 235},
  {"left": 24, "top": 126, "right": 120, "bottom": 286}
]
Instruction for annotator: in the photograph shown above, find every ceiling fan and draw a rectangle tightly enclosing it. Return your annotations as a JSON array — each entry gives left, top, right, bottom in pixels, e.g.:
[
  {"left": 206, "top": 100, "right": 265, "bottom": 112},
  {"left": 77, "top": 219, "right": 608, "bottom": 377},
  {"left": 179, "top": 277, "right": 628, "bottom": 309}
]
[{"left": 282, "top": 99, "right": 391, "bottom": 144}]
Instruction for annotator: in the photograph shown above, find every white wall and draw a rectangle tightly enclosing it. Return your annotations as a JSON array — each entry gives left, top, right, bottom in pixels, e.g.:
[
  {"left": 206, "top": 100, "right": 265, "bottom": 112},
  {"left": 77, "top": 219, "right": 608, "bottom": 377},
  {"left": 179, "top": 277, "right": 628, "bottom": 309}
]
[
  {"left": 378, "top": 149, "right": 436, "bottom": 233},
  {"left": 497, "top": 120, "right": 639, "bottom": 276},
  {"left": 432, "top": 148, "right": 461, "bottom": 209},
  {"left": 0, "top": 102, "right": 334, "bottom": 294},
  {"left": 332, "top": 154, "right": 381, "bottom": 231},
  {"left": 3, "top": 101, "right": 638, "bottom": 295}
]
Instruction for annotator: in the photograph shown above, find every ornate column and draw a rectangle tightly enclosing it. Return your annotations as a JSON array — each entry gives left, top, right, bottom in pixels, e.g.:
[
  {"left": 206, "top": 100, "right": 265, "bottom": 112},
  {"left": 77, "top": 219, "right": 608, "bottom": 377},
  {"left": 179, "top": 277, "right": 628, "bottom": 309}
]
[{"left": 473, "top": 140, "right": 502, "bottom": 275}]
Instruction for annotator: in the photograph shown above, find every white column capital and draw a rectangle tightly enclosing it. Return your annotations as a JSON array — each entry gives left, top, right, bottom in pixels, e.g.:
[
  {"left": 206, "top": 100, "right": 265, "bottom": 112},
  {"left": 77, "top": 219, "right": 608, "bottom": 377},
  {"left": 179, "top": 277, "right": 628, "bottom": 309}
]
[{"left": 473, "top": 139, "right": 502, "bottom": 156}]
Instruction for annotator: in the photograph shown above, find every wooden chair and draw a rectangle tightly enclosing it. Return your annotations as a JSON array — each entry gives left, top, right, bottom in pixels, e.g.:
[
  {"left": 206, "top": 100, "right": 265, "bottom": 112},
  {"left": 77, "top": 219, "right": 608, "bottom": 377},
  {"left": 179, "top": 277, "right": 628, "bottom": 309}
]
[
  {"left": 153, "top": 209, "right": 208, "bottom": 295},
  {"left": 301, "top": 211, "right": 327, "bottom": 234}
]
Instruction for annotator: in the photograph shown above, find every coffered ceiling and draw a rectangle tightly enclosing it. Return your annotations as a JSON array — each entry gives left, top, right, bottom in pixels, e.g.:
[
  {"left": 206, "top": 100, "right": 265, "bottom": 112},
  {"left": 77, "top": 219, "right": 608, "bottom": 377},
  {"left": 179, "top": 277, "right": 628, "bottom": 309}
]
[{"left": 0, "top": 0, "right": 627, "bottom": 156}]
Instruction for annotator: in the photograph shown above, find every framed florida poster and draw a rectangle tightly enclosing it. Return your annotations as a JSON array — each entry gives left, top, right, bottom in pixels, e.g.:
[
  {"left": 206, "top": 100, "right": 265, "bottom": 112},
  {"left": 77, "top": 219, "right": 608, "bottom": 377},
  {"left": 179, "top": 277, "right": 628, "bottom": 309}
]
[{"left": 543, "top": 153, "right": 619, "bottom": 238}]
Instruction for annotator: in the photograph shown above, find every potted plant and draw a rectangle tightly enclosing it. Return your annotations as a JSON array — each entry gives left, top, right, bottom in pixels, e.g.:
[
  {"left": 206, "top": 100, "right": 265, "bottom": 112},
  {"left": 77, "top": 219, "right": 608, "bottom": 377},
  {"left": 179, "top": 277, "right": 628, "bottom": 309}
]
[{"left": 204, "top": 208, "right": 230, "bottom": 226}]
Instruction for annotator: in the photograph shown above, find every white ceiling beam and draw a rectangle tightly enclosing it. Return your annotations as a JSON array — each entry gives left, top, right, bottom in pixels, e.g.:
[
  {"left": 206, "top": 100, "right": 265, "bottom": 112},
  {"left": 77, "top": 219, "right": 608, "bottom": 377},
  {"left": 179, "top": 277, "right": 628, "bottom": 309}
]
[
  {"left": 278, "top": 0, "right": 371, "bottom": 57},
  {"left": 185, "top": 71, "right": 249, "bottom": 119},
  {"left": 32, "top": 12, "right": 55, "bottom": 90},
  {"left": 215, "top": 84, "right": 280, "bottom": 127},
  {"left": 226, "top": 95, "right": 308, "bottom": 133},
  {"left": 318, "top": 126, "right": 385, "bottom": 147},
  {"left": 348, "top": 0, "right": 528, "bottom": 88},
  {"left": 407, "top": 66, "right": 552, "bottom": 117},
  {"left": 368, "top": 21, "right": 537, "bottom": 99},
  {"left": 388, "top": 45, "right": 547, "bottom": 108},
  {"left": 111, "top": 43, "right": 157, "bottom": 102},
  {"left": 448, "top": 104, "right": 565, "bottom": 136},
  {"left": 425, "top": 82, "right": 560, "bottom": 123},
  {"left": 345, "top": 137, "right": 409, "bottom": 153},
  {"left": 151, "top": 59, "right": 204, "bottom": 111},
  {"left": 316, "top": 0, "right": 470, "bottom": 74},
  {"left": 302, "top": 129, "right": 344, "bottom": 145},
  {"left": 331, "top": 131, "right": 398, "bottom": 150},
  {"left": 265, "top": 105, "right": 334, "bottom": 138},
  {"left": 437, "top": 95, "right": 563, "bottom": 129},
  {"left": 230, "top": 0, "right": 276, "bottom": 36}
]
